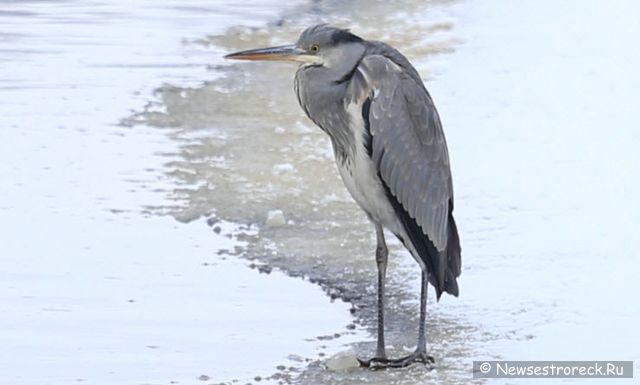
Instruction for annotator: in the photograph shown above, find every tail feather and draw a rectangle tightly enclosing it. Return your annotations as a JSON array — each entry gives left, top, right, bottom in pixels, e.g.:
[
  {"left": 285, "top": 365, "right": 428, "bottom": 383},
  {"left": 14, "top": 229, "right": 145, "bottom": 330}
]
[
  {"left": 382, "top": 181, "right": 461, "bottom": 300},
  {"left": 430, "top": 211, "right": 461, "bottom": 299},
  {"left": 443, "top": 212, "right": 462, "bottom": 297}
]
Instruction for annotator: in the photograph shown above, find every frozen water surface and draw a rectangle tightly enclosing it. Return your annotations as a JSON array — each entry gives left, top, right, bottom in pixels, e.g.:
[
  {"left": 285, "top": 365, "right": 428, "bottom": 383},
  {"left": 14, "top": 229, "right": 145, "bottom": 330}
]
[{"left": 2, "top": 0, "right": 639, "bottom": 384}]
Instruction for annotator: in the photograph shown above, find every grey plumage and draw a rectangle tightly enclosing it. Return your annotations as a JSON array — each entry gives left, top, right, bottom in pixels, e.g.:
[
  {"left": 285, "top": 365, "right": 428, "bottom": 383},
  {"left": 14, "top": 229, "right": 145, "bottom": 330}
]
[
  {"left": 293, "top": 25, "right": 460, "bottom": 297},
  {"left": 225, "top": 24, "right": 461, "bottom": 368}
]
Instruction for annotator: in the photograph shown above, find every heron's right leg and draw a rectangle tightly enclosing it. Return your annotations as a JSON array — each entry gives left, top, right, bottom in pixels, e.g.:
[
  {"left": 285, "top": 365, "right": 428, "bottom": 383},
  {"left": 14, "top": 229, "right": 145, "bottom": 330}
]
[
  {"left": 374, "top": 224, "right": 388, "bottom": 360},
  {"left": 357, "top": 224, "right": 388, "bottom": 368}
]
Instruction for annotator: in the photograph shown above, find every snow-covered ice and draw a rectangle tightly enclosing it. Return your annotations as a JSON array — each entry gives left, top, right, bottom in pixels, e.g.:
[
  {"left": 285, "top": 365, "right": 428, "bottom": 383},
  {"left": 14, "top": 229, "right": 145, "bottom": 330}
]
[{"left": 1, "top": 0, "right": 639, "bottom": 384}]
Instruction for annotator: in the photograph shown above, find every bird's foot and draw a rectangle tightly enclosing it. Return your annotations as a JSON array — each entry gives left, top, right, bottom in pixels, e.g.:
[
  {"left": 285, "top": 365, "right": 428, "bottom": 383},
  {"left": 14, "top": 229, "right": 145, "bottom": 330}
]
[{"left": 358, "top": 350, "right": 434, "bottom": 370}]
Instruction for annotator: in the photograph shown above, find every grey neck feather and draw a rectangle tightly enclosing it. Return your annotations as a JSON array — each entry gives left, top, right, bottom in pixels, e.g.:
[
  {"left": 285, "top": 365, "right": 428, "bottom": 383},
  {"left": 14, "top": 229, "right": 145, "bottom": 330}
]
[{"left": 294, "top": 42, "right": 367, "bottom": 163}]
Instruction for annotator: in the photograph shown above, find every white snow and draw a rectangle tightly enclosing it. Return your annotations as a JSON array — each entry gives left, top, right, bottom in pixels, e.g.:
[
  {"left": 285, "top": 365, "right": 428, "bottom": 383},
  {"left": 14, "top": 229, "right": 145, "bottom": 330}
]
[
  {"left": 0, "top": 1, "right": 358, "bottom": 384},
  {"left": 2, "top": 0, "right": 639, "bottom": 384},
  {"left": 266, "top": 209, "right": 287, "bottom": 227},
  {"left": 429, "top": 0, "right": 640, "bottom": 379}
]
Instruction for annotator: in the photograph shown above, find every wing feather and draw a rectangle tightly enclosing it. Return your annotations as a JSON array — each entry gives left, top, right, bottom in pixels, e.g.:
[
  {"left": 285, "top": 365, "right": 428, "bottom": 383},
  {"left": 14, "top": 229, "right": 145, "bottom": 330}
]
[{"left": 359, "top": 54, "right": 453, "bottom": 252}]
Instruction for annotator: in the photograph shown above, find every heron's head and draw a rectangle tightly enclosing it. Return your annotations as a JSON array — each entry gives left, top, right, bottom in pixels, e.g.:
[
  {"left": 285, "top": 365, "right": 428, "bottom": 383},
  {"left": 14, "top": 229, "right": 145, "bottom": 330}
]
[{"left": 224, "top": 25, "right": 366, "bottom": 74}]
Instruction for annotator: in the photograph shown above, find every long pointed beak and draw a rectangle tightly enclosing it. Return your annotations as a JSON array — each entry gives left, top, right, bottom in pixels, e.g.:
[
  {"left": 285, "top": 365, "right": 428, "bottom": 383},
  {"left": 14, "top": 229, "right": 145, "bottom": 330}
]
[{"left": 224, "top": 44, "right": 302, "bottom": 62}]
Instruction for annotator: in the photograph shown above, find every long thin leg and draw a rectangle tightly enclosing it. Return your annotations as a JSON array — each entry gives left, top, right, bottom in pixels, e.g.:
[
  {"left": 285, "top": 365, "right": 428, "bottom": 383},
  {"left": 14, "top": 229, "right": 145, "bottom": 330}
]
[
  {"left": 374, "top": 224, "right": 388, "bottom": 359},
  {"left": 357, "top": 224, "right": 389, "bottom": 367},
  {"left": 360, "top": 268, "right": 434, "bottom": 369},
  {"left": 416, "top": 269, "right": 429, "bottom": 355}
]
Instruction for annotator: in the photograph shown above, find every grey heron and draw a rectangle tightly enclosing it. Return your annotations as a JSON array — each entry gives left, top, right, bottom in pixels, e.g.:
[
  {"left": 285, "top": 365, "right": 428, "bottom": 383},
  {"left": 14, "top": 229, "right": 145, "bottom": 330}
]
[{"left": 225, "top": 25, "right": 461, "bottom": 369}]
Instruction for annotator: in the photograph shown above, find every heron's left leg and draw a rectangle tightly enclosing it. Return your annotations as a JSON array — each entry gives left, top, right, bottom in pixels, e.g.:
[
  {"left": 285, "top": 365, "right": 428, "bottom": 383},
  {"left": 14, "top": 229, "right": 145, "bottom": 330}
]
[
  {"left": 415, "top": 269, "right": 435, "bottom": 362},
  {"left": 382, "top": 269, "right": 435, "bottom": 367}
]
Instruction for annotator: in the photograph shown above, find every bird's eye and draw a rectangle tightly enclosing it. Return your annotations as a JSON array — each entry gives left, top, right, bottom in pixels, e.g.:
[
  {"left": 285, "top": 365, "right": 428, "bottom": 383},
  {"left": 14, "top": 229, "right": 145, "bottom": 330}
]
[{"left": 310, "top": 44, "right": 320, "bottom": 53}]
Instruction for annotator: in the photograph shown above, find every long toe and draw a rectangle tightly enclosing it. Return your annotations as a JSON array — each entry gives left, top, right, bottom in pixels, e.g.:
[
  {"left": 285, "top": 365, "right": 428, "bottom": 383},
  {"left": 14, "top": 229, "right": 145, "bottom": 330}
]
[
  {"left": 359, "top": 351, "right": 435, "bottom": 370},
  {"left": 357, "top": 356, "right": 390, "bottom": 369},
  {"left": 386, "top": 350, "right": 435, "bottom": 369}
]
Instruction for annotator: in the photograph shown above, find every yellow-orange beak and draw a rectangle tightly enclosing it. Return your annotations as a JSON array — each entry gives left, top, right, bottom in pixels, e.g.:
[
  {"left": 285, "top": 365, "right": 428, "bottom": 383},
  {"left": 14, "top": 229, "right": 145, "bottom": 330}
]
[
  {"left": 224, "top": 44, "right": 322, "bottom": 64},
  {"left": 224, "top": 44, "right": 301, "bottom": 61}
]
